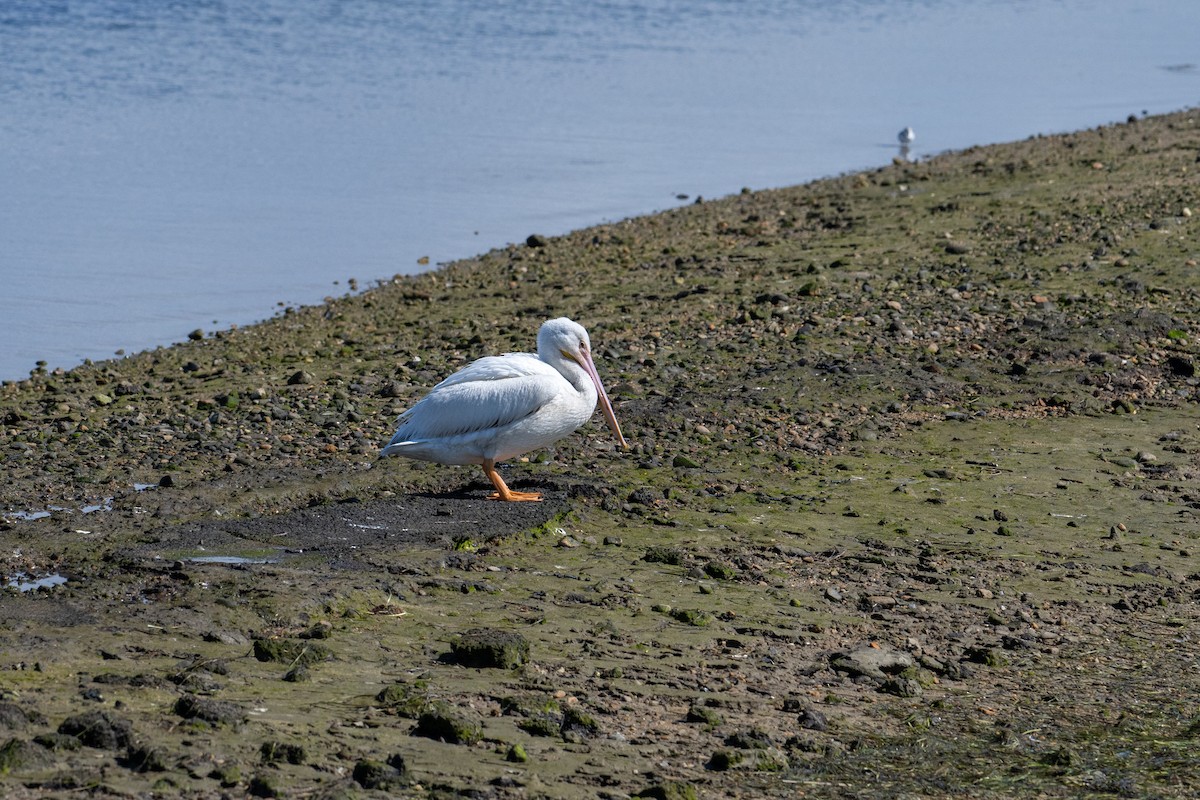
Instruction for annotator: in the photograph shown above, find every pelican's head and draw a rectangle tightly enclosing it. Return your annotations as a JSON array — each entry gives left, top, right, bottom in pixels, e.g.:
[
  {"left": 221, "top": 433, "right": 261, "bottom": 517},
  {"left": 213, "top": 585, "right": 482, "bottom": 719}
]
[{"left": 539, "top": 317, "right": 628, "bottom": 449}]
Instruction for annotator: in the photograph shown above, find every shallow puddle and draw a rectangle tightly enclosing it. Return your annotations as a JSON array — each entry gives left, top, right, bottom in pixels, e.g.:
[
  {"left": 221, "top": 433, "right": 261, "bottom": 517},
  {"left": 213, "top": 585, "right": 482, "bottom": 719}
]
[
  {"left": 5, "top": 573, "right": 68, "bottom": 592},
  {"left": 184, "top": 555, "right": 279, "bottom": 565}
]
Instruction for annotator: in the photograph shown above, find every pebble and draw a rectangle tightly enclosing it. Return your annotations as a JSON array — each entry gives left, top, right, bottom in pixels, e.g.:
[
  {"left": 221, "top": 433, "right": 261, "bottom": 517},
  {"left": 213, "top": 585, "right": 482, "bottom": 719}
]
[
  {"left": 829, "top": 643, "right": 914, "bottom": 680},
  {"left": 797, "top": 707, "right": 828, "bottom": 731}
]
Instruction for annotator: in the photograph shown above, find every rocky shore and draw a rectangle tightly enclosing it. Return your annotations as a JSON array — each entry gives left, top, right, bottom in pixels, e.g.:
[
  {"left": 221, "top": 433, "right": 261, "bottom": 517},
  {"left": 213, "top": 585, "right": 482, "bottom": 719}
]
[{"left": 2, "top": 109, "right": 1199, "bottom": 798}]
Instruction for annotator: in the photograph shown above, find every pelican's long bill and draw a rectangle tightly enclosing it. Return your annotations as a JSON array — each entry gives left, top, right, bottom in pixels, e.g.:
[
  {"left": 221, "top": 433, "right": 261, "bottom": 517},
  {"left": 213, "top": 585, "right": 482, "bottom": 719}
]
[{"left": 568, "top": 346, "right": 628, "bottom": 449}]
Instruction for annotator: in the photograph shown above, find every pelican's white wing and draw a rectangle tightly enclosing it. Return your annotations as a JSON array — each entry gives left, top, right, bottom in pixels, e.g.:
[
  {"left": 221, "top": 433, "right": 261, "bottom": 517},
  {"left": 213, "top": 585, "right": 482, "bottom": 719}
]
[{"left": 384, "top": 354, "right": 563, "bottom": 448}]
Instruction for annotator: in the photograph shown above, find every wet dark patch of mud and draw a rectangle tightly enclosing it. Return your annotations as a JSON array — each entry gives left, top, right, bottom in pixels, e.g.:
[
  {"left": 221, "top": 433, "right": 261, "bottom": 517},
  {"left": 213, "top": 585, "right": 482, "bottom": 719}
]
[{"left": 130, "top": 490, "right": 568, "bottom": 567}]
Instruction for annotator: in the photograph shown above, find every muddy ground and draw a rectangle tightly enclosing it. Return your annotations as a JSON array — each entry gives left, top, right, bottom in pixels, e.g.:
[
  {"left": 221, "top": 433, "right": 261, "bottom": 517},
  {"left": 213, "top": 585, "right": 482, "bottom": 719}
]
[{"left": 2, "top": 109, "right": 1199, "bottom": 799}]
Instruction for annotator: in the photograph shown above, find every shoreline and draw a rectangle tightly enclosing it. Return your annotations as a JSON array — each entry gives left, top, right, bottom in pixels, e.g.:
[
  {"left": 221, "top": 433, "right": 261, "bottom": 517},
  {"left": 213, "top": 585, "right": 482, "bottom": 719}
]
[
  {"left": 1, "top": 108, "right": 1199, "bottom": 798},
  {"left": 4, "top": 103, "right": 1190, "bottom": 389}
]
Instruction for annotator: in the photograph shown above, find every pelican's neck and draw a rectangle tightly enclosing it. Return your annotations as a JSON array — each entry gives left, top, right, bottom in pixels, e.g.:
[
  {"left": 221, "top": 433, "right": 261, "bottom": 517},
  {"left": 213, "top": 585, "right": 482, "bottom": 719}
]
[{"left": 550, "top": 352, "right": 594, "bottom": 398}]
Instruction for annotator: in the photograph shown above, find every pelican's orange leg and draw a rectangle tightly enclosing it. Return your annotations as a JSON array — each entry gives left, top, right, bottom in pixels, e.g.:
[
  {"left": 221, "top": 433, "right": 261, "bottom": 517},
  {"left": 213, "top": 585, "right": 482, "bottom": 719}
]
[{"left": 482, "top": 461, "right": 542, "bottom": 502}]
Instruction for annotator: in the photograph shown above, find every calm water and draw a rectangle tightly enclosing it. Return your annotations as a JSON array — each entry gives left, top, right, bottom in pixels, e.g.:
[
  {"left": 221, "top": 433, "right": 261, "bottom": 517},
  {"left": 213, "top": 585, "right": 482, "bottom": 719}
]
[{"left": 2, "top": 0, "right": 1197, "bottom": 381}]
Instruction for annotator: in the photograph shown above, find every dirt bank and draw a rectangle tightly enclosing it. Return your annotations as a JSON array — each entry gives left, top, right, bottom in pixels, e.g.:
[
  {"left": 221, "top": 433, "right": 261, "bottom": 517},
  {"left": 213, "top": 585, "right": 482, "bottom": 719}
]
[{"left": 2, "top": 109, "right": 1199, "bottom": 799}]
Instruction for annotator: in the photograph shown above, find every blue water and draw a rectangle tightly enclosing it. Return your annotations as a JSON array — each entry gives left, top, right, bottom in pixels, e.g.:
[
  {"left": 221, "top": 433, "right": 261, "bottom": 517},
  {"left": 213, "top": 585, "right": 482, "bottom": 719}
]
[{"left": 2, "top": 1, "right": 1198, "bottom": 381}]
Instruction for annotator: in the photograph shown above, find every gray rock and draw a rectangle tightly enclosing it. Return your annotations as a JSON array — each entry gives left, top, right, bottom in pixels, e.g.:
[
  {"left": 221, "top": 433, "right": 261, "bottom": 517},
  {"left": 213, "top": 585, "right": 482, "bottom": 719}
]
[{"left": 829, "top": 643, "right": 914, "bottom": 680}]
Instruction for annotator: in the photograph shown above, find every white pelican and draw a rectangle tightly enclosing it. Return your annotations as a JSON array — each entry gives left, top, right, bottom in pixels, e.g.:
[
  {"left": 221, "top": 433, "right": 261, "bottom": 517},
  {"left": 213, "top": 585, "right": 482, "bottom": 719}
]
[
  {"left": 381, "top": 317, "right": 627, "bottom": 501},
  {"left": 897, "top": 126, "right": 915, "bottom": 145}
]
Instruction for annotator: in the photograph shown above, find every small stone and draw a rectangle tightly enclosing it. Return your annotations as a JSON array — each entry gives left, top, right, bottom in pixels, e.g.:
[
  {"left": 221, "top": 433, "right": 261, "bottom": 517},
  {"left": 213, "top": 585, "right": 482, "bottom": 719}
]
[
  {"left": 643, "top": 546, "right": 686, "bottom": 565},
  {"left": 450, "top": 628, "right": 529, "bottom": 669},
  {"left": 282, "top": 664, "right": 309, "bottom": 683},
  {"left": 518, "top": 715, "right": 561, "bottom": 738},
  {"left": 627, "top": 487, "right": 662, "bottom": 506},
  {"left": 669, "top": 608, "right": 713, "bottom": 627},
  {"left": 187, "top": 329, "right": 204, "bottom": 341},
  {"left": 706, "top": 749, "right": 744, "bottom": 771},
  {"left": 1167, "top": 356, "right": 1195, "bottom": 377},
  {"left": 824, "top": 587, "right": 843, "bottom": 602},
  {"left": 287, "top": 370, "right": 314, "bottom": 386},
  {"left": 375, "top": 683, "right": 431, "bottom": 717},
  {"left": 881, "top": 675, "right": 923, "bottom": 697},
  {"left": 506, "top": 743, "right": 529, "bottom": 763},
  {"left": 298, "top": 621, "right": 333, "bottom": 640},
  {"left": 210, "top": 765, "right": 241, "bottom": 787},
  {"left": 686, "top": 704, "right": 723, "bottom": 728},
  {"left": 252, "top": 639, "right": 331, "bottom": 666},
  {"left": 248, "top": 773, "right": 281, "bottom": 798},
  {"left": 797, "top": 707, "right": 828, "bottom": 731},
  {"left": 0, "top": 702, "right": 41, "bottom": 730},
  {"left": 412, "top": 703, "right": 482, "bottom": 745},
  {"left": 0, "top": 738, "right": 53, "bottom": 773},
  {"left": 635, "top": 781, "right": 699, "bottom": 800},
  {"left": 703, "top": 561, "right": 737, "bottom": 580},
  {"left": 32, "top": 732, "right": 81, "bottom": 752},
  {"left": 963, "top": 646, "right": 1007, "bottom": 667},
  {"left": 202, "top": 630, "right": 249, "bottom": 645},
  {"left": 123, "top": 743, "right": 168, "bottom": 777},
  {"left": 173, "top": 695, "right": 248, "bottom": 727},
  {"left": 830, "top": 643, "right": 914, "bottom": 681},
  {"left": 260, "top": 741, "right": 306, "bottom": 765},
  {"left": 58, "top": 710, "right": 134, "bottom": 750},
  {"left": 561, "top": 706, "right": 600, "bottom": 741}
]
